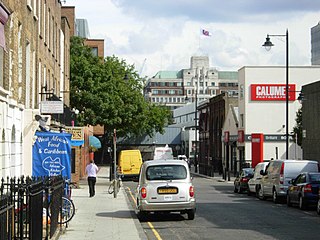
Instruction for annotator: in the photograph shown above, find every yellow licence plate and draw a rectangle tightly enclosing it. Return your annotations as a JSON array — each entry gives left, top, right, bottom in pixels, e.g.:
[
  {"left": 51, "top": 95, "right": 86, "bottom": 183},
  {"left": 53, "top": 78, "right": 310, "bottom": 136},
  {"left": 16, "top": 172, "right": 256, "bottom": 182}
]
[{"left": 158, "top": 188, "right": 178, "bottom": 194}]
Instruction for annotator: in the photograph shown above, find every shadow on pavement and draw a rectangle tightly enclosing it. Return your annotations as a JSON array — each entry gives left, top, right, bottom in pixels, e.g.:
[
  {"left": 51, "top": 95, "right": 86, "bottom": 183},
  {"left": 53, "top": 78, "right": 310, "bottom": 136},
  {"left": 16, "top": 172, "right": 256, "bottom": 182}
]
[{"left": 96, "top": 210, "right": 136, "bottom": 219}]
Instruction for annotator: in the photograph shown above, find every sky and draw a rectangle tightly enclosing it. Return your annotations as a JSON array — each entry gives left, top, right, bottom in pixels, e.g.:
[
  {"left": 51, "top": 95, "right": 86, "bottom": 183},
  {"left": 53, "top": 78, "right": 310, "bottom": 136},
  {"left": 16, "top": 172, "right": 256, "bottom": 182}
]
[{"left": 65, "top": 0, "right": 320, "bottom": 78}]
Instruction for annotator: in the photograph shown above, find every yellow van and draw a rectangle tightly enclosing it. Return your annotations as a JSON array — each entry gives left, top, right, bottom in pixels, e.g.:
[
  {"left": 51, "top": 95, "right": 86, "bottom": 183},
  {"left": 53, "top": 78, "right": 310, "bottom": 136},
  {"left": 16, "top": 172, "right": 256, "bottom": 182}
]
[{"left": 118, "top": 150, "right": 143, "bottom": 179}]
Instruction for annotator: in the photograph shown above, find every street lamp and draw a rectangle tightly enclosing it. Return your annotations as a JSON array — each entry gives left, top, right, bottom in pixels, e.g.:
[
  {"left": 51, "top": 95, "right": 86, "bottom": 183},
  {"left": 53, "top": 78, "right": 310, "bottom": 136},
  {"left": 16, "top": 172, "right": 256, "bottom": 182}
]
[
  {"left": 262, "top": 29, "right": 289, "bottom": 159},
  {"left": 194, "top": 83, "right": 198, "bottom": 173}
]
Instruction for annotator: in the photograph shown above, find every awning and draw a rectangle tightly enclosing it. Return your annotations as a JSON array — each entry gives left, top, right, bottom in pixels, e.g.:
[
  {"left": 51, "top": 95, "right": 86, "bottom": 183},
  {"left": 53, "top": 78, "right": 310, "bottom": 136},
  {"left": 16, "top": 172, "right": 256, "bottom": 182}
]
[
  {"left": 0, "top": 3, "right": 10, "bottom": 50},
  {"left": 89, "top": 136, "right": 101, "bottom": 149}
]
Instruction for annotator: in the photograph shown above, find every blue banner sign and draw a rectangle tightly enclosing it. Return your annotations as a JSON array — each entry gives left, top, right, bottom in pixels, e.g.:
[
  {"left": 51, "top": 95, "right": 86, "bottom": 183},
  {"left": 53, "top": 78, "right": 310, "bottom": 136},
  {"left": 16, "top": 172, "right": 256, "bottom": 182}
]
[{"left": 33, "top": 131, "right": 72, "bottom": 179}]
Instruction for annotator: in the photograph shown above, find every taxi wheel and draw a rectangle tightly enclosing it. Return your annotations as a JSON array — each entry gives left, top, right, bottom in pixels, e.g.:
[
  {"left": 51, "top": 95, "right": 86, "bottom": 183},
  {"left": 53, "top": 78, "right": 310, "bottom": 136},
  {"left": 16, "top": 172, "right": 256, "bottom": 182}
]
[{"left": 187, "top": 209, "right": 195, "bottom": 220}]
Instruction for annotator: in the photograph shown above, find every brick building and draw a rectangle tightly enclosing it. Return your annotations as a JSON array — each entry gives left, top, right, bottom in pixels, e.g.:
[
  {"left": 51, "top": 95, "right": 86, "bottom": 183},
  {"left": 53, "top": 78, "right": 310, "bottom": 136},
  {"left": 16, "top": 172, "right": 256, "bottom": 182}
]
[{"left": 0, "top": 0, "right": 71, "bottom": 178}]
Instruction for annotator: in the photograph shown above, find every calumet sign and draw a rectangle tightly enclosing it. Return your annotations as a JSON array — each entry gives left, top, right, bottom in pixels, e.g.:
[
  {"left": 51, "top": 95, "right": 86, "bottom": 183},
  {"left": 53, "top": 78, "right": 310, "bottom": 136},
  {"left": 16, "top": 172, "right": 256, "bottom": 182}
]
[{"left": 251, "top": 84, "right": 296, "bottom": 101}]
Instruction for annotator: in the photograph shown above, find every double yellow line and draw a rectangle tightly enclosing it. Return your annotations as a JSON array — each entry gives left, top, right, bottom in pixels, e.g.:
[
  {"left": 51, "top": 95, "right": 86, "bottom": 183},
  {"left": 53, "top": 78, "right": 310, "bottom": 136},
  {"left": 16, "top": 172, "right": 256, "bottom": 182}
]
[{"left": 126, "top": 187, "right": 163, "bottom": 240}]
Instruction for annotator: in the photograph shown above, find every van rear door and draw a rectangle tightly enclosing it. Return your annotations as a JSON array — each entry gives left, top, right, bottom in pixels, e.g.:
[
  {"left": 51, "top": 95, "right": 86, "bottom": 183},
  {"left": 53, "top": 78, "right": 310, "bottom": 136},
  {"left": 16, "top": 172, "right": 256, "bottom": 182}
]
[{"left": 284, "top": 161, "right": 319, "bottom": 184}]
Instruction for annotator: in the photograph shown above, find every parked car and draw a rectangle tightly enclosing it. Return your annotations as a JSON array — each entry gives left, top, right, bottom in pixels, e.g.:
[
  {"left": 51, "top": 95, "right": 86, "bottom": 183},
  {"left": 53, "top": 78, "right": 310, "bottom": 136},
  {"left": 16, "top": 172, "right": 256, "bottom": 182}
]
[
  {"left": 248, "top": 162, "right": 269, "bottom": 196},
  {"left": 287, "top": 172, "right": 320, "bottom": 210},
  {"left": 136, "top": 159, "right": 196, "bottom": 220},
  {"left": 258, "top": 160, "right": 319, "bottom": 203},
  {"left": 234, "top": 168, "right": 254, "bottom": 193}
]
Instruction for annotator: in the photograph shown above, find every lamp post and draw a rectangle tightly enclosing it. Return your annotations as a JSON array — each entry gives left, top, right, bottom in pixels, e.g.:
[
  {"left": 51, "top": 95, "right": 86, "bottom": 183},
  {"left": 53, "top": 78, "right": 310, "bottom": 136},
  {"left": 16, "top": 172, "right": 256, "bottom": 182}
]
[
  {"left": 262, "top": 29, "right": 289, "bottom": 159},
  {"left": 194, "top": 85, "right": 198, "bottom": 173}
]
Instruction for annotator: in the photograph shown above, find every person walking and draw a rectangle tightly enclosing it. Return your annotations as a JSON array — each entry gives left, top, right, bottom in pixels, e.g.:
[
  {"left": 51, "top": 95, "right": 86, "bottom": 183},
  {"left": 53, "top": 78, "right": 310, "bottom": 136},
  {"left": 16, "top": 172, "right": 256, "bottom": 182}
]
[{"left": 85, "top": 159, "right": 100, "bottom": 197}]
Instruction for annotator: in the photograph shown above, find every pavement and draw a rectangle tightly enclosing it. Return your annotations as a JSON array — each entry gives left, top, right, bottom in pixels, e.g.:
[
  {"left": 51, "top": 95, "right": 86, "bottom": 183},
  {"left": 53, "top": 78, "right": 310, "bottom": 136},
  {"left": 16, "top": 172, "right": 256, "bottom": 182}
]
[
  {"left": 57, "top": 165, "right": 235, "bottom": 240},
  {"left": 57, "top": 166, "right": 147, "bottom": 240}
]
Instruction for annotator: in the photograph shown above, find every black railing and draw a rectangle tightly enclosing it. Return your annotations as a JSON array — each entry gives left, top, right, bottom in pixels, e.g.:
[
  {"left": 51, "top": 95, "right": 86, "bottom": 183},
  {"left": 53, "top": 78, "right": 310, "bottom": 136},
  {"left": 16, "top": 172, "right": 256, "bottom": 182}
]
[{"left": 0, "top": 175, "right": 64, "bottom": 240}]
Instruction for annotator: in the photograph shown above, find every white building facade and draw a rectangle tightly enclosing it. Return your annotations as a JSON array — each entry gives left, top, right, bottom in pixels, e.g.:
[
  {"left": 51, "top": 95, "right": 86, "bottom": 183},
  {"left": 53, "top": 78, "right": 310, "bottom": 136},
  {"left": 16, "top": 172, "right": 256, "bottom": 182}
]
[{"left": 223, "top": 66, "right": 320, "bottom": 171}]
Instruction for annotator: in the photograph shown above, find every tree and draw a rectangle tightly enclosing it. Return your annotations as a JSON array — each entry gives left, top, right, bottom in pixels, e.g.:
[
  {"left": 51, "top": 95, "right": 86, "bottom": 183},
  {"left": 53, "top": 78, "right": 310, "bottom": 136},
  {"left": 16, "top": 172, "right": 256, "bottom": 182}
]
[
  {"left": 70, "top": 36, "right": 171, "bottom": 139},
  {"left": 293, "top": 107, "right": 302, "bottom": 146}
]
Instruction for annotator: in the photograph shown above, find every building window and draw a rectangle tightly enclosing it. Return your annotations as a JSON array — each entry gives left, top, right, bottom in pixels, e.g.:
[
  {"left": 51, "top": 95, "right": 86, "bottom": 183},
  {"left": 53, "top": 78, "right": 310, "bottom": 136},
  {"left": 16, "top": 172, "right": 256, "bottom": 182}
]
[
  {"left": 240, "top": 114, "right": 244, "bottom": 128},
  {"left": 91, "top": 47, "right": 98, "bottom": 56},
  {"left": 240, "top": 85, "right": 244, "bottom": 98},
  {"left": 169, "top": 90, "right": 175, "bottom": 94},
  {"left": 211, "top": 90, "right": 216, "bottom": 95},
  {"left": 177, "top": 82, "right": 182, "bottom": 86},
  {"left": 211, "top": 82, "right": 215, "bottom": 86},
  {"left": 187, "top": 82, "right": 191, "bottom": 86}
]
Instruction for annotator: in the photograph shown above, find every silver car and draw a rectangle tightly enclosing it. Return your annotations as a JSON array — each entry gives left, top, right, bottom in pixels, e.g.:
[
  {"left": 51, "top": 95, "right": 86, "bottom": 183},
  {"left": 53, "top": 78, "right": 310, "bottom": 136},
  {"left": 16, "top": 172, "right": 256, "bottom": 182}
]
[{"left": 136, "top": 159, "right": 196, "bottom": 220}]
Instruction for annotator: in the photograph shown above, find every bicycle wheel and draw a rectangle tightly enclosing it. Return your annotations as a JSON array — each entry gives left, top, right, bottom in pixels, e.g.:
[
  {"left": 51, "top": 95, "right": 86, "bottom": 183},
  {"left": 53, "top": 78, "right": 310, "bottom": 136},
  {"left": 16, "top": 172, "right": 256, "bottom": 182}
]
[
  {"left": 108, "top": 181, "right": 114, "bottom": 194},
  {"left": 59, "top": 197, "right": 75, "bottom": 224}
]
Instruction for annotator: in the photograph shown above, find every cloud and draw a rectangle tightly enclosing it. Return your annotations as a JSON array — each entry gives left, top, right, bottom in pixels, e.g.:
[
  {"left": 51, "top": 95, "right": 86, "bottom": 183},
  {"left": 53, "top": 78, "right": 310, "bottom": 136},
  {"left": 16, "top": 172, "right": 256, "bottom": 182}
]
[
  {"left": 112, "top": 0, "right": 320, "bottom": 22},
  {"left": 70, "top": 0, "right": 320, "bottom": 77}
]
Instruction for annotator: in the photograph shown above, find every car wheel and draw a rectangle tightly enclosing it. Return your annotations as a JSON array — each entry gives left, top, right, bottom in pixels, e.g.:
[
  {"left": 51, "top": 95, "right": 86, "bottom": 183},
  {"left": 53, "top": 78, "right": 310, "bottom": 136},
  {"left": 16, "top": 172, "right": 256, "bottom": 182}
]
[
  {"left": 299, "top": 196, "right": 307, "bottom": 210},
  {"left": 286, "top": 194, "right": 292, "bottom": 207},
  {"left": 317, "top": 200, "right": 320, "bottom": 215},
  {"left": 258, "top": 186, "right": 266, "bottom": 200},
  {"left": 187, "top": 209, "right": 195, "bottom": 220},
  {"left": 273, "top": 189, "right": 279, "bottom": 204},
  {"left": 255, "top": 186, "right": 260, "bottom": 198}
]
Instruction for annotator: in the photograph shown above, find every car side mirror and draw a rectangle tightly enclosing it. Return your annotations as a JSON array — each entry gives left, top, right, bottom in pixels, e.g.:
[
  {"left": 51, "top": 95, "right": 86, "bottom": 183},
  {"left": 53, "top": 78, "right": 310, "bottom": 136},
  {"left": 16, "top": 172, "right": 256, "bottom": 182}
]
[{"left": 260, "top": 170, "right": 265, "bottom": 175}]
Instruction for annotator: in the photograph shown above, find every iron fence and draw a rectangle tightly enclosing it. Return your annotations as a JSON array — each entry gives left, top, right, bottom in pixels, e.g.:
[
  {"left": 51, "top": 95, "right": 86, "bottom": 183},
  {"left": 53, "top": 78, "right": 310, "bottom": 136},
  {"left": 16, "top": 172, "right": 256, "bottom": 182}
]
[{"left": 0, "top": 175, "right": 64, "bottom": 240}]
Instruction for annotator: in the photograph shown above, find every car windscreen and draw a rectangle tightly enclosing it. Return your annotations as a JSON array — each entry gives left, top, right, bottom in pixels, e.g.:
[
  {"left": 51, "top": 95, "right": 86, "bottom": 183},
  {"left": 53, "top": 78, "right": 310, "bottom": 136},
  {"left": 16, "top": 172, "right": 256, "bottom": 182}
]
[{"left": 146, "top": 165, "right": 187, "bottom": 180}]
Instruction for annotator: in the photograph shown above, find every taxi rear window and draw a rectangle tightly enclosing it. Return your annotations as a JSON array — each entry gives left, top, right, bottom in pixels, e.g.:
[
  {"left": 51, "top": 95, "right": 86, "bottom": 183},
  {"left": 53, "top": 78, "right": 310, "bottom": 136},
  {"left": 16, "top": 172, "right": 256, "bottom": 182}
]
[{"left": 146, "top": 165, "right": 187, "bottom": 180}]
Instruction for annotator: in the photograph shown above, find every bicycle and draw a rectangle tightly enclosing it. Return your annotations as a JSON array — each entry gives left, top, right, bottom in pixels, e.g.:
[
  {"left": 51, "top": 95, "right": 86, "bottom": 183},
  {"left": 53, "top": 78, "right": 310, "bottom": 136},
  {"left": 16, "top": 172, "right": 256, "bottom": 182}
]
[
  {"left": 48, "top": 179, "right": 77, "bottom": 224},
  {"left": 108, "top": 174, "right": 122, "bottom": 197}
]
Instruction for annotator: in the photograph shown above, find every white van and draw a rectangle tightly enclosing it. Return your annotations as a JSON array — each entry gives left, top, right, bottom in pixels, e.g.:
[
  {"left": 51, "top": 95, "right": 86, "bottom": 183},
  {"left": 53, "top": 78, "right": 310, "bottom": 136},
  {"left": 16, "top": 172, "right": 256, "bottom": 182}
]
[
  {"left": 153, "top": 145, "right": 174, "bottom": 160},
  {"left": 258, "top": 159, "right": 319, "bottom": 203}
]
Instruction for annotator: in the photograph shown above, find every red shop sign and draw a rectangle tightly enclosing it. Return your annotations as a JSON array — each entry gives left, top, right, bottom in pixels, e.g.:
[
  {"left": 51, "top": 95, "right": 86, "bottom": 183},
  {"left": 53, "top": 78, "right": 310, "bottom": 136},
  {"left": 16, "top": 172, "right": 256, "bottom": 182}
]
[{"left": 251, "top": 84, "right": 296, "bottom": 101}]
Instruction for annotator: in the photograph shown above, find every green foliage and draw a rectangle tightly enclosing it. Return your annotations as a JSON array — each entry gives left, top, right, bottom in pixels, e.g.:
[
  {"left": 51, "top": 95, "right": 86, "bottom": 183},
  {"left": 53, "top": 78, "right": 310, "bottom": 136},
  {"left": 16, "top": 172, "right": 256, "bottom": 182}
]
[
  {"left": 70, "top": 36, "right": 171, "bottom": 139},
  {"left": 293, "top": 107, "right": 302, "bottom": 146}
]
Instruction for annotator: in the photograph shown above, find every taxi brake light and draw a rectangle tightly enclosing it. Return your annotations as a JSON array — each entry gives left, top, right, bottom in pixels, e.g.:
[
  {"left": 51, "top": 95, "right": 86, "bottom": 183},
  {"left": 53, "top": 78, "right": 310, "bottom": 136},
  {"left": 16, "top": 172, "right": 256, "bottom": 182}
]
[
  {"left": 141, "top": 187, "right": 147, "bottom": 199},
  {"left": 189, "top": 186, "right": 194, "bottom": 197}
]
